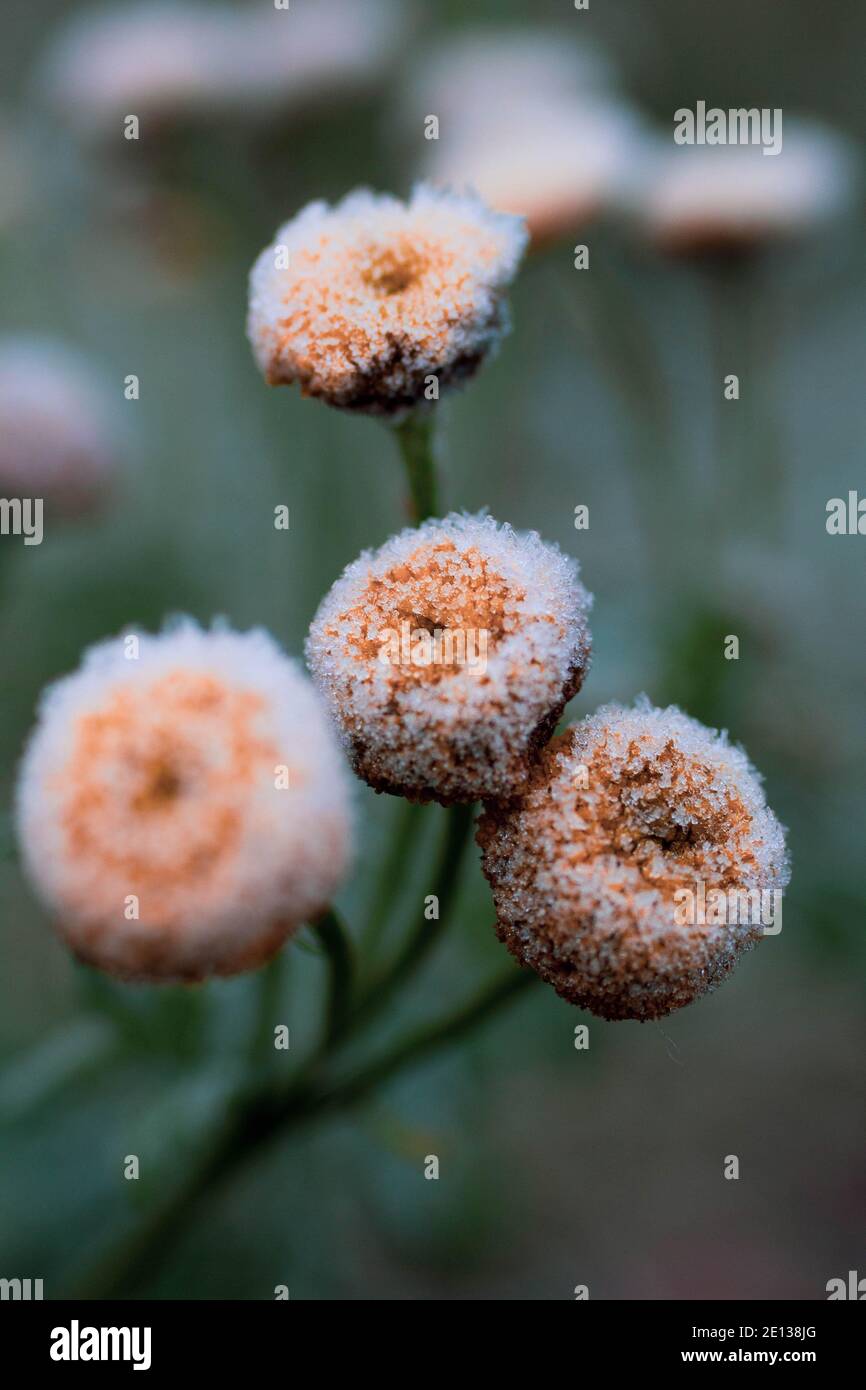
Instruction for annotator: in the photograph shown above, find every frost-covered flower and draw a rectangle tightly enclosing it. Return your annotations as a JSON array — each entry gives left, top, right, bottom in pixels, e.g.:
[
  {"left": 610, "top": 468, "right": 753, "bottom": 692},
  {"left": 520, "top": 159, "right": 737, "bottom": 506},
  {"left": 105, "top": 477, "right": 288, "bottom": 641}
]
[
  {"left": 35, "top": 0, "right": 400, "bottom": 133},
  {"left": 0, "top": 338, "right": 118, "bottom": 513},
  {"left": 247, "top": 185, "right": 527, "bottom": 416},
  {"left": 477, "top": 699, "right": 790, "bottom": 1020},
  {"left": 16, "top": 621, "right": 352, "bottom": 982},
  {"left": 306, "top": 513, "right": 592, "bottom": 803},
  {"left": 640, "top": 120, "right": 860, "bottom": 255}
]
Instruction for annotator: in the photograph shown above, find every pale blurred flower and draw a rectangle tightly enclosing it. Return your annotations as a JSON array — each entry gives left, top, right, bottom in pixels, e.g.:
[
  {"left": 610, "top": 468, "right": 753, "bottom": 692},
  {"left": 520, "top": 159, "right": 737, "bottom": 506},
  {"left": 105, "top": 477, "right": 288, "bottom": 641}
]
[
  {"left": 427, "top": 102, "right": 647, "bottom": 245},
  {"left": 0, "top": 338, "right": 118, "bottom": 513},
  {"left": 248, "top": 185, "right": 527, "bottom": 415},
  {"left": 411, "top": 27, "right": 643, "bottom": 243},
  {"left": 409, "top": 28, "right": 616, "bottom": 139},
  {"left": 34, "top": 0, "right": 401, "bottom": 133},
  {"left": 306, "top": 513, "right": 592, "bottom": 803},
  {"left": 640, "top": 119, "right": 860, "bottom": 256},
  {"left": 478, "top": 698, "right": 790, "bottom": 1020},
  {"left": 16, "top": 621, "right": 352, "bottom": 982}
]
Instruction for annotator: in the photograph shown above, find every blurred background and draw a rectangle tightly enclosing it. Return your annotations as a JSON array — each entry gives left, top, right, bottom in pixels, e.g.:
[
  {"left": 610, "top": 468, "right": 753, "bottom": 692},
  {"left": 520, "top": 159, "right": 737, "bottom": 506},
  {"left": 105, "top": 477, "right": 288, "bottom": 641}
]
[{"left": 0, "top": 0, "right": 864, "bottom": 1299}]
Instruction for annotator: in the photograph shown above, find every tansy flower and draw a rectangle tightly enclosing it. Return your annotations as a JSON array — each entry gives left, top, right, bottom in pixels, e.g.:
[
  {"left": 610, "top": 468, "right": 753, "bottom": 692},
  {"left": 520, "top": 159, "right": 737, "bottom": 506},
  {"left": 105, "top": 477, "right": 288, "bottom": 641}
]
[
  {"left": 410, "top": 28, "right": 642, "bottom": 244},
  {"left": 639, "top": 119, "right": 860, "bottom": 257},
  {"left": 477, "top": 699, "right": 790, "bottom": 1020},
  {"left": 34, "top": 2, "right": 235, "bottom": 134},
  {"left": 0, "top": 337, "right": 118, "bottom": 514},
  {"left": 426, "top": 102, "right": 647, "bottom": 247},
  {"left": 34, "top": 0, "right": 401, "bottom": 133},
  {"left": 247, "top": 185, "right": 528, "bottom": 416},
  {"left": 406, "top": 28, "right": 617, "bottom": 143},
  {"left": 15, "top": 621, "right": 352, "bottom": 982},
  {"left": 306, "top": 513, "right": 592, "bottom": 804}
]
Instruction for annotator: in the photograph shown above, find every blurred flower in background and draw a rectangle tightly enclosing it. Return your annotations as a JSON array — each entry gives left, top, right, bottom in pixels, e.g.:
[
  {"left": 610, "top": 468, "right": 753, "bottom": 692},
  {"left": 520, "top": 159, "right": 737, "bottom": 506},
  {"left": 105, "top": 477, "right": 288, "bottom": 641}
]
[
  {"left": 636, "top": 118, "right": 861, "bottom": 257},
  {"left": 34, "top": 0, "right": 405, "bottom": 137},
  {"left": 412, "top": 27, "right": 648, "bottom": 243},
  {"left": 0, "top": 337, "right": 120, "bottom": 515}
]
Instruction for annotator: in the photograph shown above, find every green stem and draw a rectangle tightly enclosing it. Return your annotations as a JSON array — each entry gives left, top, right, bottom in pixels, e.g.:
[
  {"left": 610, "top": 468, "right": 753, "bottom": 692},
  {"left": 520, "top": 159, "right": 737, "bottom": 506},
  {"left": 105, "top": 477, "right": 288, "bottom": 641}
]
[
  {"left": 76, "top": 964, "right": 534, "bottom": 1298},
  {"left": 248, "top": 953, "right": 284, "bottom": 1074},
  {"left": 310, "top": 908, "right": 354, "bottom": 1045},
  {"left": 350, "top": 801, "right": 476, "bottom": 1031},
  {"left": 362, "top": 799, "right": 426, "bottom": 959},
  {"left": 391, "top": 410, "right": 440, "bottom": 522}
]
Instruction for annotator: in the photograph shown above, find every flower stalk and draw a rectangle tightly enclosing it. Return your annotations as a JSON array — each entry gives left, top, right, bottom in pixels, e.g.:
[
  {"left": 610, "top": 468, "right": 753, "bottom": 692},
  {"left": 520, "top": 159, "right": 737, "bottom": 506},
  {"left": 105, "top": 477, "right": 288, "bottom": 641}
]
[{"left": 391, "top": 410, "right": 440, "bottom": 523}]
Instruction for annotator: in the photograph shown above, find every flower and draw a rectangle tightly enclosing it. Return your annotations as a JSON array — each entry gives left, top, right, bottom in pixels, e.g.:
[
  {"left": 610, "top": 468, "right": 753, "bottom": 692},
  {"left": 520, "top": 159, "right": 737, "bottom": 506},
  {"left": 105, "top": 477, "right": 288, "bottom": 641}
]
[
  {"left": 410, "top": 28, "right": 644, "bottom": 244},
  {"left": 426, "top": 102, "right": 647, "bottom": 246},
  {"left": 0, "top": 337, "right": 118, "bottom": 514},
  {"left": 408, "top": 28, "right": 617, "bottom": 139},
  {"left": 639, "top": 119, "right": 860, "bottom": 256},
  {"left": 247, "top": 185, "right": 528, "bottom": 416},
  {"left": 34, "top": 0, "right": 401, "bottom": 133},
  {"left": 15, "top": 620, "right": 352, "bottom": 982},
  {"left": 477, "top": 699, "right": 790, "bottom": 1020},
  {"left": 306, "top": 513, "right": 592, "bottom": 803},
  {"left": 34, "top": 2, "right": 235, "bottom": 133}
]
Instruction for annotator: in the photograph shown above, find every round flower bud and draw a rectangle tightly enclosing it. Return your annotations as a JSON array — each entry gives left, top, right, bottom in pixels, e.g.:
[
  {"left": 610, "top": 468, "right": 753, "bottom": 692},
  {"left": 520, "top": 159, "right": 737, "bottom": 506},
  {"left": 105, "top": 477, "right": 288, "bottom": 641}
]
[
  {"left": 247, "top": 185, "right": 528, "bottom": 416},
  {"left": 16, "top": 620, "right": 352, "bottom": 982},
  {"left": 0, "top": 337, "right": 118, "bottom": 514},
  {"left": 306, "top": 513, "right": 592, "bottom": 804},
  {"left": 477, "top": 699, "right": 790, "bottom": 1020}
]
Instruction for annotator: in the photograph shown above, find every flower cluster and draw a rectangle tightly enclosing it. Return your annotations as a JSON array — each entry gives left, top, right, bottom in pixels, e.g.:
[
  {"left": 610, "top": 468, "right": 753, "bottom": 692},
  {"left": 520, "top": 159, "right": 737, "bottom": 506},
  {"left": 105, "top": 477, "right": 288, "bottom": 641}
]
[{"left": 14, "top": 172, "right": 791, "bottom": 1021}]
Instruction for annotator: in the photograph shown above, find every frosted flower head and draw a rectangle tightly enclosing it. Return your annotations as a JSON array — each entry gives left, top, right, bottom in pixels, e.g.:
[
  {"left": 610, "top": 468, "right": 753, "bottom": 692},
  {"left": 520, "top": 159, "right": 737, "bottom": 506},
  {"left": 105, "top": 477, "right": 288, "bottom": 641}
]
[
  {"left": 427, "top": 102, "right": 648, "bottom": 245},
  {"left": 478, "top": 699, "right": 790, "bottom": 1020},
  {"left": 34, "top": 0, "right": 400, "bottom": 133},
  {"left": 641, "top": 120, "right": 860, "bottom": 256},
  {"left": 16, "top": 621, "right": 352, "bottom": 982},
  {"left": 247, "top": 185, "right": 528, "bottom": 416},
  {"left": 306, "top": 513, "right": 592, "bottom": 804},
  {"left": 0, "top": 337, "right": 118, "bottom": 514}
]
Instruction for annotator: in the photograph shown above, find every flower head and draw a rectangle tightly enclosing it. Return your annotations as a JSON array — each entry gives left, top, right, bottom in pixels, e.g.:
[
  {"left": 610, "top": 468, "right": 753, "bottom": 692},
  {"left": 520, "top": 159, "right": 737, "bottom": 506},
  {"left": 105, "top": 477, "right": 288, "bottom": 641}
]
[
  {"left": 35, "top": 0, "right": 401, "bottom": 133},
  {"left": 477, "top": 699, "right": 790, "bottom": 1020},
  {"left": 0, "top": 337, "right": 118, "bottom": 514},
  {"left": 247, "top": 185, "right": 527, "bottom": 416},
  {"left": 426, "top": 102, "right": 646, "bottom": 246},
  {"left": 409, "top": 28, "right": 617, "bottom": 138},
  {"left": 411, "top": 28, "right": 642, "bottom": 244},
  {"left": 16, "top": 620, "right": 352, "bottom": 982},
  {"left": 306, "top": 513, "right": 592, "bottom": 803},
  {"left": 640, "top": 120, "right": 860, "bottom": 256}
]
